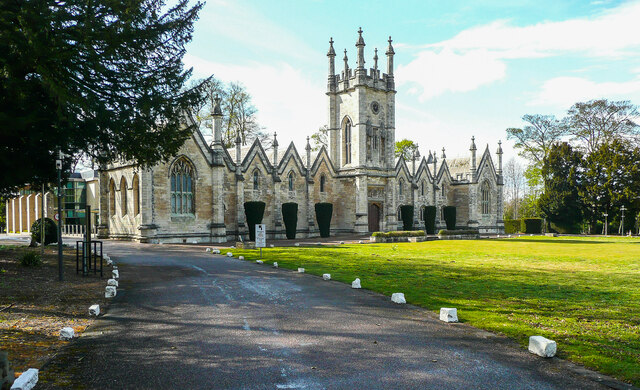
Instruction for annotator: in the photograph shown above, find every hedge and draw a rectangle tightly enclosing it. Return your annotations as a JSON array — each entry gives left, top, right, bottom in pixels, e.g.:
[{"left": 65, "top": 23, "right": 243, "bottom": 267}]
[
  {"left": 504, "top": 219, "right": 520, "bottom": 234},
  {"left": 399, "top": 205, "right": 414, "bottom": 231},
  {"left": 244, "top": 201, "right": 266, "bottom": 241},
  {"left": 423, "top": 206, "right": 437, "bottom": 234},
  {"left": 371, "top": 230, "right": 425, "bottom": 238},
  {"left": 282, "top": 203, "right": 298, "bottom": 239},
  {"left": 315, "top": 203, "right": 333, "bottom": 237},
  {"left": 438, "top": 229, "right": 479, "bottom": 236},
  {"left": 442, "top": 206, "right": 456, "bottom": 230},
  {"left": 31, "top": 218, "right": 58, "bottom": 245},
  {"left": 521, "top": 218, "right": 542, "bottom": 234}
]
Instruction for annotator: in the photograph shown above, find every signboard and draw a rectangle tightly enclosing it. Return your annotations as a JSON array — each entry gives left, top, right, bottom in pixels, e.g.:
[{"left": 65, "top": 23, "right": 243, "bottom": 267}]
[
  {"left": 255, "top": 224, "right": 266, "bottom": 248},
  {"left": 54, "top": 213, "right": 60, "bottom": 222}
]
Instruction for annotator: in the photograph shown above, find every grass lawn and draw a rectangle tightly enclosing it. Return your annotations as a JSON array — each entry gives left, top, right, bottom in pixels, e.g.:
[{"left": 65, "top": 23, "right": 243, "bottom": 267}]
[{"left": 233, "top": 236, "right": 640, "bottom": 386}]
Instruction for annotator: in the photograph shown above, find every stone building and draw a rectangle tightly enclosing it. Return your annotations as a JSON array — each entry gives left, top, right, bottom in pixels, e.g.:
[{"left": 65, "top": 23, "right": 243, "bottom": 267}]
[{"left": 99, "top": 29, "right": 504, "bottom": 243}]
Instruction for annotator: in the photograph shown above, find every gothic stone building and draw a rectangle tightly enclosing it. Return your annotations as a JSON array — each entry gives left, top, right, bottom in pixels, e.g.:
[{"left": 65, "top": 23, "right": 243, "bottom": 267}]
[{"left": 99, "top": 30, "right": 504, "bottom": 243}]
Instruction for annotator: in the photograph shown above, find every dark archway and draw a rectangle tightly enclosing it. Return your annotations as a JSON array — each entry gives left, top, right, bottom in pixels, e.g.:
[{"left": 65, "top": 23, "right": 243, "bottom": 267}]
[{"left": 368, "top": 203, "right": 381, "bottom": 233}]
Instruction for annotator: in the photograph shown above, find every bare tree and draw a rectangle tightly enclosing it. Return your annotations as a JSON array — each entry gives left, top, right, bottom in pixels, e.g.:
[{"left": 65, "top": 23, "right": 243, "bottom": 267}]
[{"left": 503, "top": 158, "right": 525, "bottom": 219}]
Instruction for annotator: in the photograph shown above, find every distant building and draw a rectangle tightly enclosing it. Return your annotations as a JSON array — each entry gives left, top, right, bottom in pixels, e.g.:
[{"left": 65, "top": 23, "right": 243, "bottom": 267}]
[{"left": 100, "top": 29, "right": 504, "bottom": 243}]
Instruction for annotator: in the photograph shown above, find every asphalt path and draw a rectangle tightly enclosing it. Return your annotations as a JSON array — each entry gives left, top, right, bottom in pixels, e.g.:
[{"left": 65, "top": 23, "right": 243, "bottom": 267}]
[{"left": 38, "top": 241, "right": 630, "bottom": 389}]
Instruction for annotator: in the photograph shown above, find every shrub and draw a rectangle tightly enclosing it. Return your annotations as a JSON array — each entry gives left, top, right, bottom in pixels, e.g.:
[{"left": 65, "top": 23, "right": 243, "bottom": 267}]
[
  {"left": 399, "top": 205, "right": 414, "bottom": 231},
  {"left": 244, "top": 201, "right": 266, "bottom": 241},
  {"left": 504, "top": 219, "right": 520, "bottom": 234},
  {"left": 282, "top": 203, "right": 298, "bottom": 239},
  {"left": 31, "top": 218, "right": 58, "bottom": 245},
  {"left": 371, "top": 230, "right": 425, "bottom": 238},
  {"left": 20, "top": 251, "right": 42, "bottom": 267},
  {"left": 438, "top": 229, "right": 479, "bottom": 236},
  {"left": 521, "top": 218, "right": 542, "bottom": 234},
  {"left": 549, "top": 221, "right": 582, "bottom": 234},
  {"left": 423, "top": 206, "right": 437, "bottom": 234},
  {"left": 315, "top": 203, "right": 333, "bottom": 237},
  {"left": 442, "top": 206, "right": 456, "bottom": 230}
]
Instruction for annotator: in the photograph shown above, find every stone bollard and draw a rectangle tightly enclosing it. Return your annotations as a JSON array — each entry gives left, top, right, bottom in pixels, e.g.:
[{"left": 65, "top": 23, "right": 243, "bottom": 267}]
[
  {"left": 239, "top": 256, "right": 245, "bottom": 260},
  {"left": 298, "top": 268, "right": 305, "bottom": 273},
  {"left": 351, "top": 278, "right": 361, "bottom": 289},
  {"left": 294, "top": 243, "right": 300, "bottom": 247},
  {"left": 256, "top": 260, "right": 263, "bottom": 264},
  {"left": 227, "top": 252, "right": 233, "bottom": 257},
  {"left": 273, "top": 262, "right": 278, "bottom": 268},
  {"left": 439, "top": 308, "right": 458, "bottom": 323},
  {"left": 358, "top": 240, "right": 363, "bottom": 244},
  {"left": 339, "top": 241, "right": 345, "bottom": 245},
  {"left": 212, "top": 249, "right": 220, "bottom": 254},
  {"left": 88, "top": 304, "right": 100, "bottom": 316},
  {"left": 107, "top": 279, "right": 118, "bottom": 288},
  {"left": 59, "top": 327, "right": 74, "bottom": 340},
  {"left": 322, "top": 274, "right": 331, "bottom": 280},
  {"left": 391, "top": 293, "right": 406, "bottom": 304},
  {"left": 105, "top": 286, "right": 117, "bottom": 298},
  {"left": 10, "top": 368, "right": 38, "bottom": 390},
  {"left": 270, "top": 244, "right": 275, "bottom": 248},
  {"left": 106, "top": 259, "right": 113, "bottom": 266},
  {"left": 112, "top": 269, "right": 119, "bottom": 279},
  {"left": 206, "top": 248, "right": 212, "bottom": 252},
  {"left": 528, "top": 336, "right": 557, "bottom": 357},
  {"left": 316, "top": 242, "right": 322, "bottom": 246}
]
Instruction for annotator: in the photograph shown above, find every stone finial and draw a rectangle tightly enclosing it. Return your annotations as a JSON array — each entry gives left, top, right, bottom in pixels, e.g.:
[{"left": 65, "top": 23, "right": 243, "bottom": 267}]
[
  {"left": 212, "top": 94, "right": 222, "bottom": 116},
  {"left": 373, "top": 48, "right": 379, "bottom": 70},
  {"left": 426, "top": 151, "right": 433, "bottom": 164},
  {"left": 386, "top": 36, "right": 395, "bottom": 83},
  {"left": 441, "top": 147, "right": 446, "bottom": 159},
  {"left": 496, "top": 139, "right": 503, "bottom": 155},
  {"left": 305, "top": 136, "right": 311, "bottom": 151},
  {"left": 272, "top": 131, "right": 278, "bottom": 147},
  {"left": 497, "top": 140, "right": 503, "bottom": 175},
  {"left": 386, "top": 36, "right": 395, "bottom": 55},
  {"left": 327, "top": 37, "right": 336, "bottom": 57},
  {"left": 469, "top": 136, "right": 477, "bottom": 151}
]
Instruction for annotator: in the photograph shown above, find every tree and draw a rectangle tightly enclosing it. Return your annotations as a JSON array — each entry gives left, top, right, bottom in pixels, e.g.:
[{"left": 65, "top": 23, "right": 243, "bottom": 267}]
[
  {"left": 395, "top": 139, "right": 419, "bottom": 161},
  {"left": 503, "top": 158, "right": 525, "bottom": 219},
  {"left": 0, "top": 0, "right": 205, "bottom": 195},
  {"left": 310, "top": 125, "right": 328, "bottom": 152},
  {"left": 564, "top": 99, "right": 640, "bottom": 154},
  {"left": 506, "top": 114, "right": 566, "bottom": 164},
  {"left": 539, "top": 143, "right": 583, "bottom": 233}
]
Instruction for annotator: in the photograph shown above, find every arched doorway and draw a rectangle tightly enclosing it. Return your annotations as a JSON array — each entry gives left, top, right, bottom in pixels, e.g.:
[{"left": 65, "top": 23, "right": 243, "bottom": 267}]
[{"left": 368, "top": 203, "right": 381, "bottom": 232}]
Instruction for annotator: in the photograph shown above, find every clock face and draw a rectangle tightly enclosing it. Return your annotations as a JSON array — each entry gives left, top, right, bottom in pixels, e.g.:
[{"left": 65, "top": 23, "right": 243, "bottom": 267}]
[{"left": 371, "top": 101, "right": 380, "bottom": 114}]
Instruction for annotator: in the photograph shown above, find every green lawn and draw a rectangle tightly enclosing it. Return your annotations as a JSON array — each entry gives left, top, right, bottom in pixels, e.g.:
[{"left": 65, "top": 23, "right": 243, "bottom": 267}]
[{"left": 233, "top": 236, "right": 640, "bottom": 385}]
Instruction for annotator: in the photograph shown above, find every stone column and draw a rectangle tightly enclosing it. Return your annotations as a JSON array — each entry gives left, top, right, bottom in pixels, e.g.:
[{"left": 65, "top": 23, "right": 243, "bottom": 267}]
[
  {"left": 354, "top": 175, "right": 368, "bottom": 233},
  {"left": 97, "top": 170, "right": 110, "bottom": 239}
]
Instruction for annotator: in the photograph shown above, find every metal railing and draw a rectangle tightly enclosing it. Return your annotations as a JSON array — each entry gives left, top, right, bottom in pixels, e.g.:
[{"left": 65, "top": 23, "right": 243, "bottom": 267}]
[
  {"left": 75, "top": 240, "right": 103, "bottom": 277},
  {"left": 63, "top": 224, "right": 97, "bottom": 237}
]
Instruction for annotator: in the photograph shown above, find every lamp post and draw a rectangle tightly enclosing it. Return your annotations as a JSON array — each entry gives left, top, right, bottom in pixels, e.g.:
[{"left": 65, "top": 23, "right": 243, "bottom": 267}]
[
  {"left": 56, "top": 151, "right": 64, "bottom": 281},
  {"left": 603, "top": 212, "right": 608, "bottom": 236},
  {"left": 619, "top": 205, "right": 627, "bottom": 235}
]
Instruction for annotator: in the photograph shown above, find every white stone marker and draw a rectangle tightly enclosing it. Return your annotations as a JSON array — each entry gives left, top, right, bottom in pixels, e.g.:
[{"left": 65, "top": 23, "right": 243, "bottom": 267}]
[
  {"left": 10, "top": 368, "right": 38, "bottom": 390},
  {"left": 351, "top": 278, "right": 361, "bottom": 289},
  {"left": 206, "top": 248, "right": 211, "bottom": 252},
  {"left": 322, "top": 274, "right": 331, "bottom": 280},
  {"left": 528, "top": 336, "right": 557, "bottom": 358},
  {"left": 391, "top": 293, "right": 406, "bottom": 304},
  {"left": 358, "top": 240, "right": 363, "bottom": 244},
  {"left": 59, "top": 327, "right": 74, "bottom": 340},
  {"left": 239, "top": 256, "right": 245, "bottom": 260},
  {"left": 105, "top": 286, "right": 117, "bottom": 298},
  {"left": 88, "top": 304, "right": 100, "bottom": 316},
  {"left": 273, "top": 262, "right": 278, "bottom": 268},
  {"left": 107, "top": 279, "right": 118, "bottom": 287},
  {"left": 227, "top": 252, "right": 233, "bottom": 257},
  {"left": 269, "top": 244, "right": 275, "bottom": 248},
  {"left": 298, "top": 268, "right": 305, "bottom": 273},
  {"left": 112, "top": 269, "right": 119, "bottom": 279},
  {"left": 339, "top": 241, "right": 345, "bottom": 245},
  {"left": 256, "top": 260, "right": 263, "bottom": 264},
  {"left": 294, "top": 243, "right": 300, "bottom": 247},
  {"left": 106, "top": 259, "right": 113, "bottom": 266},
  {"left": 212, "top": 249, "right": 220, "bottom": 254},
  {"left": 439, "top": 308, "right": 458, "bottom": 323}
]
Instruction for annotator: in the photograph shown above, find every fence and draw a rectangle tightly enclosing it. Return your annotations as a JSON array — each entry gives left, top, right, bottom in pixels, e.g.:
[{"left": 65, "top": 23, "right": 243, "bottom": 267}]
[{"left": 62, "top": 224, "right": 97, "bottom": 237}]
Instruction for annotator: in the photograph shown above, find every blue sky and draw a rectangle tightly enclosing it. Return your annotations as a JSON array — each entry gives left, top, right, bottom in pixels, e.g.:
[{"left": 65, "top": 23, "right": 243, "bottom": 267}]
[{"left": 183, "top": 0, "right": 640, "bottom": 161}]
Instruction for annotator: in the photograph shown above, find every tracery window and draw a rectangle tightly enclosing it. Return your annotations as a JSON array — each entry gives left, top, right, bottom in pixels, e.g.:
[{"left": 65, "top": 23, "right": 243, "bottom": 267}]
[
  {"left": 288, "top": 171, "right": 295, "bottom": 191},
  {"left": 120, "top": 177, "right": 128, "bottom": 216},
  {"left": 343, "top": 119, "right": 352, "bottom": 165},
  {"left": 253, "top": 170, "right": 260, "bottom": 191},
  {"left": 170, "top": 158, "right": 195, "bottom": 215},
  {"left": 481, "top": 181, "right": 491, "bottom": 215}
]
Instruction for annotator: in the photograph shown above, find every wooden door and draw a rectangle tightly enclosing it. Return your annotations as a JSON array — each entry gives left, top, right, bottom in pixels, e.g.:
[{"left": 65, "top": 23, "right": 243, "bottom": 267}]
[{"left": 368, "top": 203, "right": 380, "bottom": 233}]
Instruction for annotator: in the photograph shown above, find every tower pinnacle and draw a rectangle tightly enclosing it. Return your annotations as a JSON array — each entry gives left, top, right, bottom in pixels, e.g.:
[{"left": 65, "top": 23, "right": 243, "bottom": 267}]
[{"left": 356, "top": 27, "right": 366, "bottom": 70}]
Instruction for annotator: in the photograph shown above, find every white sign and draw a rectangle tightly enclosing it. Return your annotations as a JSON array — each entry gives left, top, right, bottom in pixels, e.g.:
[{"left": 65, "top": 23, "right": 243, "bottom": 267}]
[
  {"left": 54, "top": 213, "right": 60, "bottom": 221},
  {"left": 255, "top": 224, "right": 266, "bottom": 248}
]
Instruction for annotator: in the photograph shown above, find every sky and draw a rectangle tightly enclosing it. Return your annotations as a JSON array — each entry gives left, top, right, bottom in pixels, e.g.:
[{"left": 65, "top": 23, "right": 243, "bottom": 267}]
[{"left": 183, "top": 0, "right": 640, "bottom": 162}]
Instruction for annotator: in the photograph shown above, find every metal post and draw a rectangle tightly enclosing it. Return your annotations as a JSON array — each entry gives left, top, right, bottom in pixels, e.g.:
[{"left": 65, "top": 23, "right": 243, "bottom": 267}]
[
  {"left": 84, "top": 205, "right": 91, "bottom": 275},
  {"left": 41, "top": 183, "right": 45, "bottom": 257},
  {"left": 56, "top": 153, "right": 64, "bottom": 281},
  {"left": 603, "top": 212, "right": 608, "bottom": 236},
  {"left": 619, "top": 205, "right": 626, "bottom": 235}
]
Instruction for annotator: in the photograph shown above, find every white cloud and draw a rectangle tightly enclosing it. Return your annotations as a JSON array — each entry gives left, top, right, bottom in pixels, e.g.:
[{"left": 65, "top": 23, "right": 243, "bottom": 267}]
[
  {"left": 397, "top": 1, "right": 640, "bottom": 101},
  {"left": 184, "top": 54, "right": 325, "bottom": 148},
  {"left": 530, "top": 75, "right": 640, "bottom": 107}
]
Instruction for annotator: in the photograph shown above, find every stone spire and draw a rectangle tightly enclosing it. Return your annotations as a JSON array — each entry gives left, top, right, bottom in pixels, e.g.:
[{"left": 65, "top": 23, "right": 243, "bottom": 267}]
[
  {"left": 272, "top": 132, "right": 279, "bottom": 166},
  {"left": 356, "top": 27, "right": 365, "bottom": 69},
  {"left": 327, "top": 37, "right": 336, "bottom": 91},
  {"left": 373, "top": 48, "right": 379, "bottom": 72},
  {"left": 235, "top": 132, "right": 242, "bottom": 165},
  {"left": 441, "top": 147, "right": 446, "bottom": 160},
  {"left": 469, "top": 136, "right": 477, "bottom": 177},
  {"left": 386, "top": 36, "right": 395, "bottom": 89},
  {"left": 496, "top": 140, "right": 503, "bottom": 175},
  {"left": 305, "top": 136, "right": 312, "bottom": 170},
  {"left": 212, "top": 94, "right": 223, "bottom": 147},
  {"left": 343, "top": 49, "right": 350, "bottom": 88}
]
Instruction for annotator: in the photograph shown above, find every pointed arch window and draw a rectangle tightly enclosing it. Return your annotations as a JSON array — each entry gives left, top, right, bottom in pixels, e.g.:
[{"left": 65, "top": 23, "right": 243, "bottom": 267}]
[
  {"left": 120, "top": 177, "right": 128, "bottom": 216},
  {"left": 320, "top": 174, "right": 326, "bottom": 193},
  {"left": 170, "top": 158, "right": 195, "bottom": 215},
  {"left": 288, "top": 171, "right": 295, "bottom": 191},
  {"left": 421, "top": 181, "right": 425, "bottom": 196},
  {"left": 132, "top": 174, "right": 140, "bottom": 216},
  {"left": 108, "top": 179, "right": 116, "bottom": 217},
  {"left": 398, "top": 178, "right": 404, "bottom": 196},
  {"left": 253, "top": 170, "right": 260, "bottom": 191},
  {"left": 343, "top": 119, "right": 352, "bottom": 165},
  {"left": 481, "top": 181, "right": 491, "bottom": 215}
]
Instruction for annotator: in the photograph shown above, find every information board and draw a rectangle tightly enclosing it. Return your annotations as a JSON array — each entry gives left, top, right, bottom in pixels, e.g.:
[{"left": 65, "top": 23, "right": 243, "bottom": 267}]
[{"left": 255, "top": 224, "right": 266, "bottom": 248}]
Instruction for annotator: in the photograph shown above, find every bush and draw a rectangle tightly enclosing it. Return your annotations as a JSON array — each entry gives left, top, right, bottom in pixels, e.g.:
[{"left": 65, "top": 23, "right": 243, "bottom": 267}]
[
  {"left": 504, "top": 219, "right": 520, "bottom": 234},
  {"left": 438, "top": 229, "right": 479, "bottom": 236},
  {"left": 521, "top": 218, "right": 542, "bottom": 234},
  {"left": 20, "top": 251, "right": 42, "bottom": 267},
  {"left": 423, "top": 206, "right": 437, "bottom": 234},
  {"left": 371, "top": 230, "right": 425, "bottom": 238},
  {"left": 549, "top": 221, "right": 581, "bottom": 234},
  {"left": 31, "top": 218, "right": 58, "bottom": 245},
  {"left": 244, "top": 201, "right": 266, "bottom": 241},
  {"left": 399, "top": 205, "right": 414, "bottom": 231},
  {"left": 282, "top": 203, "right": 298, "bottom": 239},
  {"left": 315, "top": 203, "right": 333, "bottom": 238},
  {"left": 442, "top": 206, "right": 456, "bottom": 230}
]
